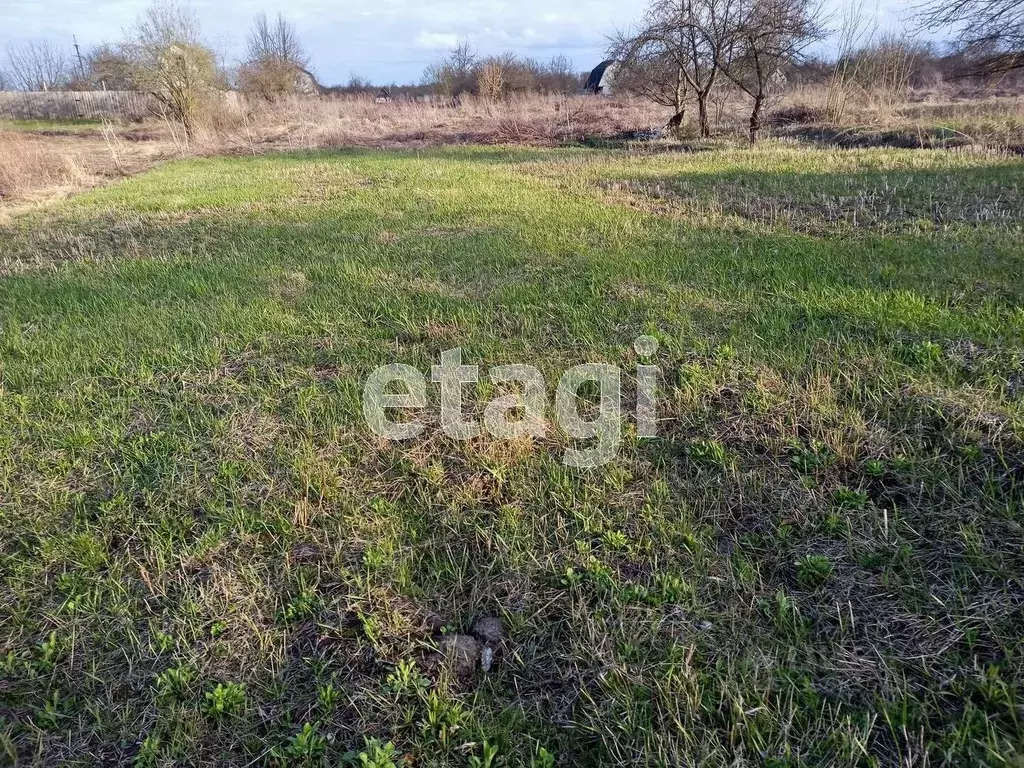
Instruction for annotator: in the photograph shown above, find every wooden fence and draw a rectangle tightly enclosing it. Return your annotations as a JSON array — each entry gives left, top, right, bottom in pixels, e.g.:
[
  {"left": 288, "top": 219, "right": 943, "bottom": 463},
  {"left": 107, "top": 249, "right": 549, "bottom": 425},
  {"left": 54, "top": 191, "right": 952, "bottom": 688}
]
[{"left": 0, "top": 91, "right": 156, "bottom": 120}]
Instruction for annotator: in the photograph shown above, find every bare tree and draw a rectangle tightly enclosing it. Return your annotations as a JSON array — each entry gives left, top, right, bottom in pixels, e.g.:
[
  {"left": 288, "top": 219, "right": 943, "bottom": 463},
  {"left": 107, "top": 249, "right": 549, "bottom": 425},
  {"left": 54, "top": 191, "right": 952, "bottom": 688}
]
[
  {"left": 120, "top": 0, "right": 222, "bottom": 140},
  {"left": 345, "top": 74, "right": 374, "bottom": 95},
  {"left": 5, "top": 38, "right": 70, "bottom": 91},
  {"left": 0, "top": 68, "right": 8, "bottom": 91},
  {"left": 87, "top": 44, "right": 137, "bottom": 90},
  {"left": 423, "top": 41, "right": 477, "bottom": 97},
  {"left": 546, "top": 54, "right": 580, "bottom": 93},
  {"left": 238, "top": 13, "right": 312, "bottom": 99},
  {"left": 917, "top": 0, "right": 1024, "bottom": 74},
  {"left": 615, "top": 0, "right": 735, "bottom": 136},
  {"left": 448, "top": 40, "right": 477, "bottom": 78},
  {"left": 611, "top": 29, "right": 690, "bottom": 127},
  {"left": 246, "top": 12, "right": 309, "bottom": 68},
  {"left": 718, "top": 0, "right": 826, "bottom": 143}
]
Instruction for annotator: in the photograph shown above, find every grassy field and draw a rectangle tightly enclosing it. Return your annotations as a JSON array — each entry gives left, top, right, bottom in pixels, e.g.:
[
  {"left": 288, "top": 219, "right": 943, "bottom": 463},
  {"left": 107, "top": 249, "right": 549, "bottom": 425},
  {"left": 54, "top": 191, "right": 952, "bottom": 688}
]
[{"left": 0, "top": 144, "right": 1022, "bottom": 766}]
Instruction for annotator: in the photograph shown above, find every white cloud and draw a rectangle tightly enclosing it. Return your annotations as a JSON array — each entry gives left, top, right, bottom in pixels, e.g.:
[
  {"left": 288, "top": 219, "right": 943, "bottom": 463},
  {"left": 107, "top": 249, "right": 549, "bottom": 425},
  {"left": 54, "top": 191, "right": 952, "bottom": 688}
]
[{"left": 416, "top": 30, "right": 460, "bottom": 50}]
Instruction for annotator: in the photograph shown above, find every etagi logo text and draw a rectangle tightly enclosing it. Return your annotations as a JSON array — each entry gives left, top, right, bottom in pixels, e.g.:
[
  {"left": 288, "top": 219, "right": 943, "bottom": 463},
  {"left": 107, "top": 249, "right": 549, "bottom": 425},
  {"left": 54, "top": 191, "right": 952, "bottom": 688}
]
[{"left": 362, "top": 336, "right": 661, "bottom": 468}]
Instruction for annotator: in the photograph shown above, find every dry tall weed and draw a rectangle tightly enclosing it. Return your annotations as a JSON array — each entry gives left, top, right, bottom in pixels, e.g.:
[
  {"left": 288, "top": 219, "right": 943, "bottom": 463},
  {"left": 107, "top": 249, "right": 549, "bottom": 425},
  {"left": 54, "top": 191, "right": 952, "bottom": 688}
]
[
  {"left": 198, "top": 93, "right": 669, "bottom": 153},
  {"left": 0, "top": 132, "right": 86, "bottom": 201}
]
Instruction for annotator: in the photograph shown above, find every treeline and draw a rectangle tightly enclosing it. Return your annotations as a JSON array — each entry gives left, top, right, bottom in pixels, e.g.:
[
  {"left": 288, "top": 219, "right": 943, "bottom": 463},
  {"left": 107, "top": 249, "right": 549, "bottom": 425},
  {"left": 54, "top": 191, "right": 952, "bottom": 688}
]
[
  {"left": 4, "top": 27, "right": 1017, "bottom": 99},
  {"left": 0, "top": 27, "right": 585, "bottom": 102},
  {"left": 0, "top": 7, "right": 317, "bottom": 102},
  {"left": 2, "top": 0, "right": 1022, "bottom": 143},
  {"left": 419, "top": 43, "right": 584, "bottom": 98},
  {"left": 790, "top": 39, "right": 1024, "bottom": 90},
  {"left": 0, "top": 4, "right": 324, "bottom": 138},
  {"left": 607, "top": 0, "right": 1024, "bottom": 143},
  {"left": 0, "top": 28, "right": 587, "bottom": 106}
]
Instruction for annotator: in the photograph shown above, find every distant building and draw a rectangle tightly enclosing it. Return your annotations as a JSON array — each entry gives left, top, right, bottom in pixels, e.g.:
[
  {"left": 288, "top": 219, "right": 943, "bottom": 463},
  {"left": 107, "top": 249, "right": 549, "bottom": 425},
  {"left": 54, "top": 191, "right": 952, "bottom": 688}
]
[
  {"left": 584, "top": 60, "right": 618, "bottom": 95},
  {"left": 374, "top": 87, "right": 392, "bottom": 104},
  {"left": 294, "top": 68, "right": 325, "bottom": 96}
]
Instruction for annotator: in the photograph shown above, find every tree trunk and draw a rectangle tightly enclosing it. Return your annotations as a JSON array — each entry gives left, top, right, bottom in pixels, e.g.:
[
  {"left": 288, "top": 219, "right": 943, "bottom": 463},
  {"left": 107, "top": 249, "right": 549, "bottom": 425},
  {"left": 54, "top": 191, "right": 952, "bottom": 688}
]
[
  {"left": 749, "top": 93, "right": 765, "bottom": 145},
  {"left": 697, "top": 94, "right": 710, "bottom": 138},
  {"left": 667, "top": 68, "right": 687, "bottom": 132}
]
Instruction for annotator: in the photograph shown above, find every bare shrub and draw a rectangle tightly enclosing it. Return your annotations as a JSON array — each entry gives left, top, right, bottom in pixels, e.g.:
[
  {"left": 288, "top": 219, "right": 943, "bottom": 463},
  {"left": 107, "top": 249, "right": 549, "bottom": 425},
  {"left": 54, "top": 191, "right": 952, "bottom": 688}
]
[
  {"left": 237, "top": 12, "right": 316, "bottom": 101},
  {"left": 120, "top": 0, "right": 225, "bottom": 142},
  {"left": 825, "top": 28, "right": 929, "bottom": 125},
  {"left": 477, "top": 61, "right": 506, "bottom": 102},
  {"left": 825, "top": 0, "right": 873, "bottom": 123},
  {"left": 851, "top": 35, "right": 921, "bottom": 116}
]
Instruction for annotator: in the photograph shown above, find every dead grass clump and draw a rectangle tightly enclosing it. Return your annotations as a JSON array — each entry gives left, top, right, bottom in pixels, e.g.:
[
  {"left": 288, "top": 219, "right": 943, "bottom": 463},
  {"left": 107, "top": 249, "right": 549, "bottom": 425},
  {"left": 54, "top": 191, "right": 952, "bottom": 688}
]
[{"left": 0, "top": 131, "right": 85, "bottom": 201}]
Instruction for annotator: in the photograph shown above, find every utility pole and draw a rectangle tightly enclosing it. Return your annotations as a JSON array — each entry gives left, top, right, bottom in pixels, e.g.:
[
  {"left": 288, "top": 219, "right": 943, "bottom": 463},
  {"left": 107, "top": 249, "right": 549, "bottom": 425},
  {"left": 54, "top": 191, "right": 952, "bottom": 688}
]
[{"left": 73, "top": 35, "right": 87, "bottom": 81}]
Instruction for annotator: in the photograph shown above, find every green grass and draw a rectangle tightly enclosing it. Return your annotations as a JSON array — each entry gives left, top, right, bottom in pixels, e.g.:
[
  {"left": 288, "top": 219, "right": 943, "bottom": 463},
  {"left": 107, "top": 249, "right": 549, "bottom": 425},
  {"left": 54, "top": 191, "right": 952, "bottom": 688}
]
[
  {"left": 0, "top": 118, "right": 105, "bottom": 133},
  {"left": 1, "top": 144, "right": 1022, "bottom": 766}
]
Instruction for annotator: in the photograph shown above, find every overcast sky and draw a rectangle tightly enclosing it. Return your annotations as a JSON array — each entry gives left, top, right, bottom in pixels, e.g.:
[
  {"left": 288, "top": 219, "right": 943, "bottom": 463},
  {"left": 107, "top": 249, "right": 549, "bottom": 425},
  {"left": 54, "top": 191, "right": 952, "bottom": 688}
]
[{"left": 2, "top": 0, "right": 913, "bottom": 86}]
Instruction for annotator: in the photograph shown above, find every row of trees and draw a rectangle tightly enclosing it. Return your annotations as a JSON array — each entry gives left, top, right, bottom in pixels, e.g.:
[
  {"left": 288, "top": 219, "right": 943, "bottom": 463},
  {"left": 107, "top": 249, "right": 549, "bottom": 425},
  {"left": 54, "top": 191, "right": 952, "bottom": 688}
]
[
  {"left": 1, "top": 38, "right": 81, "bottom": 91},
  {"left": 610, "top": 0, "right": 826, "bottom": 142},
  {"left": 2, "top": 0, "right": 1022, "bottom": 142},
  {"left": 421, "top": 43, "right": 584, "bottom": 98},
  {"left": 919, "top": 0, "right": 1024, "bottom": 77},
  {"left": 1, "top": 25, "right": 584, "bottom": 102},
  {"left": 607, "top": 0, "right": 1024, "bottom": 142},
  {"left": 1, "top": 3, "right": 315, "bottom": 131}
]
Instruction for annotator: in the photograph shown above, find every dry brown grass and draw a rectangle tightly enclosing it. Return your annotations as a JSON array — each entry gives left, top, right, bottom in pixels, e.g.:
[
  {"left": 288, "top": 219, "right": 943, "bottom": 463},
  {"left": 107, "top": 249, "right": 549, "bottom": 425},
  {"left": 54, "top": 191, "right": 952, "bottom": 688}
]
[
  {"left": 0, "top": 124, "right": 172, "bottom": 215},
  {"left": 776, "top": 84, "right": 1024, "bottom": 149},
  {"left": 0, "top": 132, "right": 86, "bottom": 201},
  {"left": 204, "top": 93, "right": 669, "bottom": 154}
]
